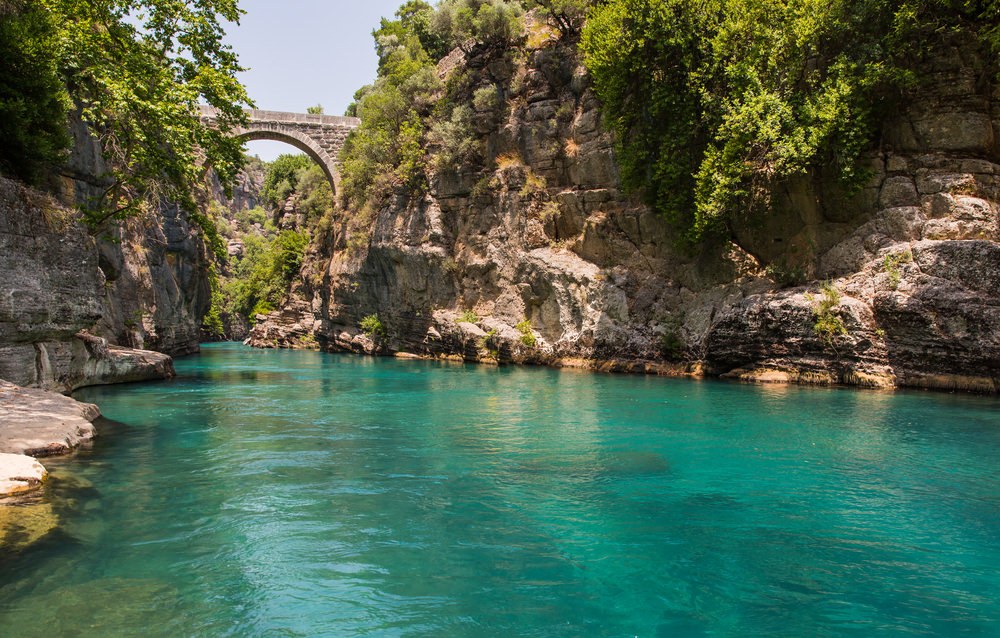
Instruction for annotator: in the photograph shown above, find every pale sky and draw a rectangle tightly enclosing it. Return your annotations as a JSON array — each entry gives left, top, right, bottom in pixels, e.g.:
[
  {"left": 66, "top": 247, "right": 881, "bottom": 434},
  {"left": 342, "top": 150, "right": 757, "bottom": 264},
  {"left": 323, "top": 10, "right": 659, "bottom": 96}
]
[{"left": 226, "top": 0, "right": 404, "bottom": 161}]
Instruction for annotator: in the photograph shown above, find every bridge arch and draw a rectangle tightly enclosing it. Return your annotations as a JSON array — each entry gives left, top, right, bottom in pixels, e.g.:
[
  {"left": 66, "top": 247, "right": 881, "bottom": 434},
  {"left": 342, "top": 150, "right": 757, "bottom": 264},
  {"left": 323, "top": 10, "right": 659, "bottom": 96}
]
[
  {"left": 239, "top": 127, "right": 340, "bottom": 193},
  {"left": 200, "top": 106, "right": 360, "bottom": 197}
]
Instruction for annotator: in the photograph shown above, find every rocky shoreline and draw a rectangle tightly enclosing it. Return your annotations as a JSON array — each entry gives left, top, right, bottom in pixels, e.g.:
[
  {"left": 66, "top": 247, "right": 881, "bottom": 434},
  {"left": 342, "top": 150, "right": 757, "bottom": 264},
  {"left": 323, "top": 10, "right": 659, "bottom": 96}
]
[{"left": 0, "top": 380, "right": 101, "bottom": 500}]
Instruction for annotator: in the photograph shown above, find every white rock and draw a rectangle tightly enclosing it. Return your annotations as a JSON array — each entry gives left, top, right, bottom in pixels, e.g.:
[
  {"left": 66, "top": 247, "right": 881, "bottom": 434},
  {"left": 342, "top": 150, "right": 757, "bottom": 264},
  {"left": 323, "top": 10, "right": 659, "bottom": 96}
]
[{"left": 0, "top": 453, "right": 47, "bottom": 497}]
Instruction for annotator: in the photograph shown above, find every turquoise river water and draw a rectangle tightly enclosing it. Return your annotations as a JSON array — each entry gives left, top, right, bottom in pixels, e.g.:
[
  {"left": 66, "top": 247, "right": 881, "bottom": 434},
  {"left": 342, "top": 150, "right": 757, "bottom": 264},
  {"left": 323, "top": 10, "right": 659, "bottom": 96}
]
[{"left": 1, "top": 343, "right": 1000, "bottom": 636}]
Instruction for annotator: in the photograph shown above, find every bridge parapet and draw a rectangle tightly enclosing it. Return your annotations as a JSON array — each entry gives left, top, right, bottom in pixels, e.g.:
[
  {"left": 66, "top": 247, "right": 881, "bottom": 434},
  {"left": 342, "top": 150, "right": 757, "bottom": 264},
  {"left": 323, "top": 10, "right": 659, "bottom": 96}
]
[{"left": 199, "top": 105, "right": 360, "bottom": 128}]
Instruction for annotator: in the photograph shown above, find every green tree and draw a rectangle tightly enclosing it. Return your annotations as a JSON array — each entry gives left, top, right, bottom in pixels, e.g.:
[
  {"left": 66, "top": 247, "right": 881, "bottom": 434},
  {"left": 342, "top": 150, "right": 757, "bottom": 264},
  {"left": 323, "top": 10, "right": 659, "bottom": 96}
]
[
  {"left": 524, "top": 0, "right": 595, "bottom": 38},
  {"left": 338, "top": 3, "right": 444, "bottom": 210},
  {"left": 430, "top": 0, "right": 525, "bottom": 53},
  {"left": 392, "top": 0, "right": 451, "bottom": 60},
  {"left": 0, "top": 1, "right": 70, "bottom": 184},
  {"left": 295, "top": 164, "right": 335, "bottom": 221},
  {"left": 307, "top": 104, "right": 324, "bottom": 115},
  {"left": 582, "top": 1, "right": 709, "bottom": 237},
  {"left": 222, "top": 229, "right": 309, "bottom": 321},
  {"left": 44, "top": 0, "right": 253, "bottom": 227},
  {"left": 260, "top": 154, "right": 312, "bottom": 208},
  {"left": 339, "top": 0, "right": 533, "bottom": 211},
  {"left": 581, "top": 0, "right": 999, "bottom": 243}
]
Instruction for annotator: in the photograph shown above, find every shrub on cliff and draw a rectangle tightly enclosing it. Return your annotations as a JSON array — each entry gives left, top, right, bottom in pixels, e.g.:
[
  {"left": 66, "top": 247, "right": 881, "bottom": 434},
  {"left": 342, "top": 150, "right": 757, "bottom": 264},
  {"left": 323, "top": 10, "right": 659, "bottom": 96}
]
[
  {"left": 295, "top": 165, "right": 335, "bottom": 222},
  {"left": 339, "top": 0, "right": 528, "bottom": 212},
  {"left": 261, "top": 154, "right": 313, "bottom": 208},
  {"left": 338, "top": 3, "right": 444, "bottom": 210},
  {"left": 581, "top": 0, "right": 1000, "bottom": 243},
  {"left": 360, "top": 314, "right": 388, "bottom": 340},
  {"left": 222, "top": 230, "right": 309, "bottom": 322},
  {"left": 430, "top": 0, "right": 525, "bottom": 52},
  {"left": 524, "top": 0, "right": 596, "bottom": 38}
]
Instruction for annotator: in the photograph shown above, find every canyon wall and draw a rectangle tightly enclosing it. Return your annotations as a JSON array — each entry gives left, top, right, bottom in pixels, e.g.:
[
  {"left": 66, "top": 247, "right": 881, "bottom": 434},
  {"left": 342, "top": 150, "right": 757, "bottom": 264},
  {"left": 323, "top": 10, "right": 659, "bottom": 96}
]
[
  {"left": 0, "top": 177, "right": 175, "bottom": 391},
  {"left": 0, "top": 118, "right": 219, "bottom": 392},
  {"left": 250, "top": 38, "right": 1000, "bottom": 392}
]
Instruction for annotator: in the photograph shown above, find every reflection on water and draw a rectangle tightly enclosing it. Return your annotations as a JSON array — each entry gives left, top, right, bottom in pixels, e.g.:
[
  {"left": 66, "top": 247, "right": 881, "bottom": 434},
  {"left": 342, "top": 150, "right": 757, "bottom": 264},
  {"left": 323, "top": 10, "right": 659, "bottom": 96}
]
[{"left": 0, "top": 343, "right": 998, "bottom": 637}]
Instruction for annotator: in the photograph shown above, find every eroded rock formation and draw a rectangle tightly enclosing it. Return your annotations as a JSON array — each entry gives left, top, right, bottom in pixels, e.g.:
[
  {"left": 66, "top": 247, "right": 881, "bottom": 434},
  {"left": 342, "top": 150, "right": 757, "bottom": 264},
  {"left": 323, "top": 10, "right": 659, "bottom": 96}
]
[
  {"left": 250, "top": 38, "right": 1000, "bottom": 392},
  {"left": 0, "top": 380, "right": 99, "bottom": 458},
  {"left": 0, "top": 178, "right": 178, "bottom": 391}
]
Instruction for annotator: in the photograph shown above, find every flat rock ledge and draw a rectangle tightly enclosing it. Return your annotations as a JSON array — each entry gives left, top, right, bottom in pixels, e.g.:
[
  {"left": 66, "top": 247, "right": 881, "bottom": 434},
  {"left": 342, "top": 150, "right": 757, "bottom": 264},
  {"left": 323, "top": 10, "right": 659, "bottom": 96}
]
[
  {"left": 0, "top": 380, "right": 100, "bottom": 498},
  {"left": 71, "top": 332, "right": 176, "bottom": 390},
  {"left": 81, "top": 344, "right": 175, "bottom": 388}
]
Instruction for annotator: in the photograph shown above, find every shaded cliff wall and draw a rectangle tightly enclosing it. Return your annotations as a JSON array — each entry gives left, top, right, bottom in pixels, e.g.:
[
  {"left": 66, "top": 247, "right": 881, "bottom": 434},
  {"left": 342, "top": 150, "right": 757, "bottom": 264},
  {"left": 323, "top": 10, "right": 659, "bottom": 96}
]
[
  {"left": 0, "top": 177, "right": 174, "bottom": 391},
  {"left": 250, "top": 38, "right": 999, "bottom": 392},
  {"left": 0, "top": 115, "right": 221, "bottom": 391},
  {"left": 60, "top": 116, "right": 215, "bottom": 357}
]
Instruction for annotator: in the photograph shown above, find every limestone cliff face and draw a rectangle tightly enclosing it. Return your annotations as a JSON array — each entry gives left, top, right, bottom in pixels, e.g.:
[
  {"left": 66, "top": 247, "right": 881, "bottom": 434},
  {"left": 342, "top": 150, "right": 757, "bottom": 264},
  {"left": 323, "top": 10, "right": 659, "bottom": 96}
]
[
  {"left": 0, "top": 113, "right": 228, "bottom": 391},
  {"left": 93, "top": 204, "right": 213, "bottom": 357},
  {"left": 0, "top": 178, "right": 174, "bottom": 392},
  {"left": 703, "top": 42, "right": 1000, "bottom": 392},
  {"left": 60, "top": 115, "right": 217, "bottom": 358},
  {"left": 251, "top": 39, "right": 1000, "bottom": 393}
]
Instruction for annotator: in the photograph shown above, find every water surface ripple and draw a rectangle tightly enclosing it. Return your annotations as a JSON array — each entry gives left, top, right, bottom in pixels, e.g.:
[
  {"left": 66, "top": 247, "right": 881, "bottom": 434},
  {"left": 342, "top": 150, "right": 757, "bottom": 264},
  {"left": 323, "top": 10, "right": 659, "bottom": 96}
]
[{"left": 2, "top": 343, "right": 999, "bottom": 636}]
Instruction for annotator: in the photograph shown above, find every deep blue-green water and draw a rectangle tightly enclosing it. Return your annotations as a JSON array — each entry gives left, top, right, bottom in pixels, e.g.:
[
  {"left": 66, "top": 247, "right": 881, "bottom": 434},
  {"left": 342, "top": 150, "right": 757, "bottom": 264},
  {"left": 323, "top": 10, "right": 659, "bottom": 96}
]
[{"left": 2, "top": 343, "right": 1000, "bottom": 636}]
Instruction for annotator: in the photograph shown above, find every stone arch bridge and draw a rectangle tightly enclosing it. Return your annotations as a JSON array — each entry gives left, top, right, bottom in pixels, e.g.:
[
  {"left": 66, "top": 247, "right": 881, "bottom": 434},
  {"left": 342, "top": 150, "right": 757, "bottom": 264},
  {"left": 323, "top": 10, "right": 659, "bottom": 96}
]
[{"left": 199, "top": 106, "right": 360, "bottom": 193}]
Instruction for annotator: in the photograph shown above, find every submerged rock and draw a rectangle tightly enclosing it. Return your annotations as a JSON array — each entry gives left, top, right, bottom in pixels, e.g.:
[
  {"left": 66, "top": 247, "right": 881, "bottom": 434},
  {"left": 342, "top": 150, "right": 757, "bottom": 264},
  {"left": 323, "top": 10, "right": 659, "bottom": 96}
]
[
  {"left": 0, "top": 499, "right": 58, "bottom": 551},
  {"left": 0, "top": 578, "right": 184, "bottom": 637},
  {"left": 0, "top": 379, "right": 100, "bottom": 552}
]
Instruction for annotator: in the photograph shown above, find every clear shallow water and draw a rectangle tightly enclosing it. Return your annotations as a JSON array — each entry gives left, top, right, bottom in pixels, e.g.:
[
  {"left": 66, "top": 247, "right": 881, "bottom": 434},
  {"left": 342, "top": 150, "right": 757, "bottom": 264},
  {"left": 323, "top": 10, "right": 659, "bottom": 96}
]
[{"left": 2, "top": 344, "right": 1000, "bottom": 637}]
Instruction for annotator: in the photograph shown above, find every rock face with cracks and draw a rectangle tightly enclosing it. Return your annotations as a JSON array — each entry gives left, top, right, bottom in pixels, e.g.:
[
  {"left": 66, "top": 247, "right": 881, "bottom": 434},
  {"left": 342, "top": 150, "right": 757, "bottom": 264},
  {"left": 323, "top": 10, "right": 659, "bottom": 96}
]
[
  {"left": 0, "top": 177, "right": 178, "bottom": 392},
  {"left": 250, "top": 38, "right": 1000, "bottom": 393}
]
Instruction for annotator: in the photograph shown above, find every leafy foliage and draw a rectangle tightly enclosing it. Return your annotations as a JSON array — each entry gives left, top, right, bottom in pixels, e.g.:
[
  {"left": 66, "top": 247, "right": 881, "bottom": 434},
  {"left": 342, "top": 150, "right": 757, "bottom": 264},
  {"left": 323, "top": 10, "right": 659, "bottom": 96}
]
[
  {"left": 524, "top": 0, "right": 595, "bottom": 38},
  {"left": 390, "top": 0, "right": 452, "bottom": 60},
  {"left": 360, "top": 314, "right": 387, "bottom": 339},
  {"left": 516, "top": 319, "right": 536, "bottom": 347},
  {"left": 0, "top": 0, "right": 251, "bottom": 226},
  {"left": 430, "top": 0, "right": 525, "bottom": 52},
  {"left": 581, "top": 0, "right": 1000, "bottom": 243},
  {"left": 260, "top": 154, "right": 313, "bottom": 208},
  {"left": 222, "top": 230, "right": 309, "bottom": 322},
  {"left": 338, "top": 3, "right": 443, "bottom": 210},
  {"left": 234, "top": 206, "right": 269, "bottom": 232},
  {"left": 0, "top": 1, "right": 70, "bottom": 184},
  {"left": 478, "top": 327, "right": 500, "bottom": 359},
  {"left": 882, "top": 248, "right": 913, "bottom": 289},
  {"left": 294, "top": 165, "right": 336, "bottom": 221},
  {"left": 428, "top": 105, "right": 481, "bottom": 170},
  {"left": 45, "top": 0, "right": 252, "bottom": 227},
  {"left": 202, "top": 262, "right": 226, "bottom": 338},
  {"left": 808, "top": 281, "right": 847, "bottom": 345},
  {"left": 338, "top": 0, "right": 527, "bottom": 211},
  {"left": 211, "top": 152, "right": 336, "bottom": 331}
]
